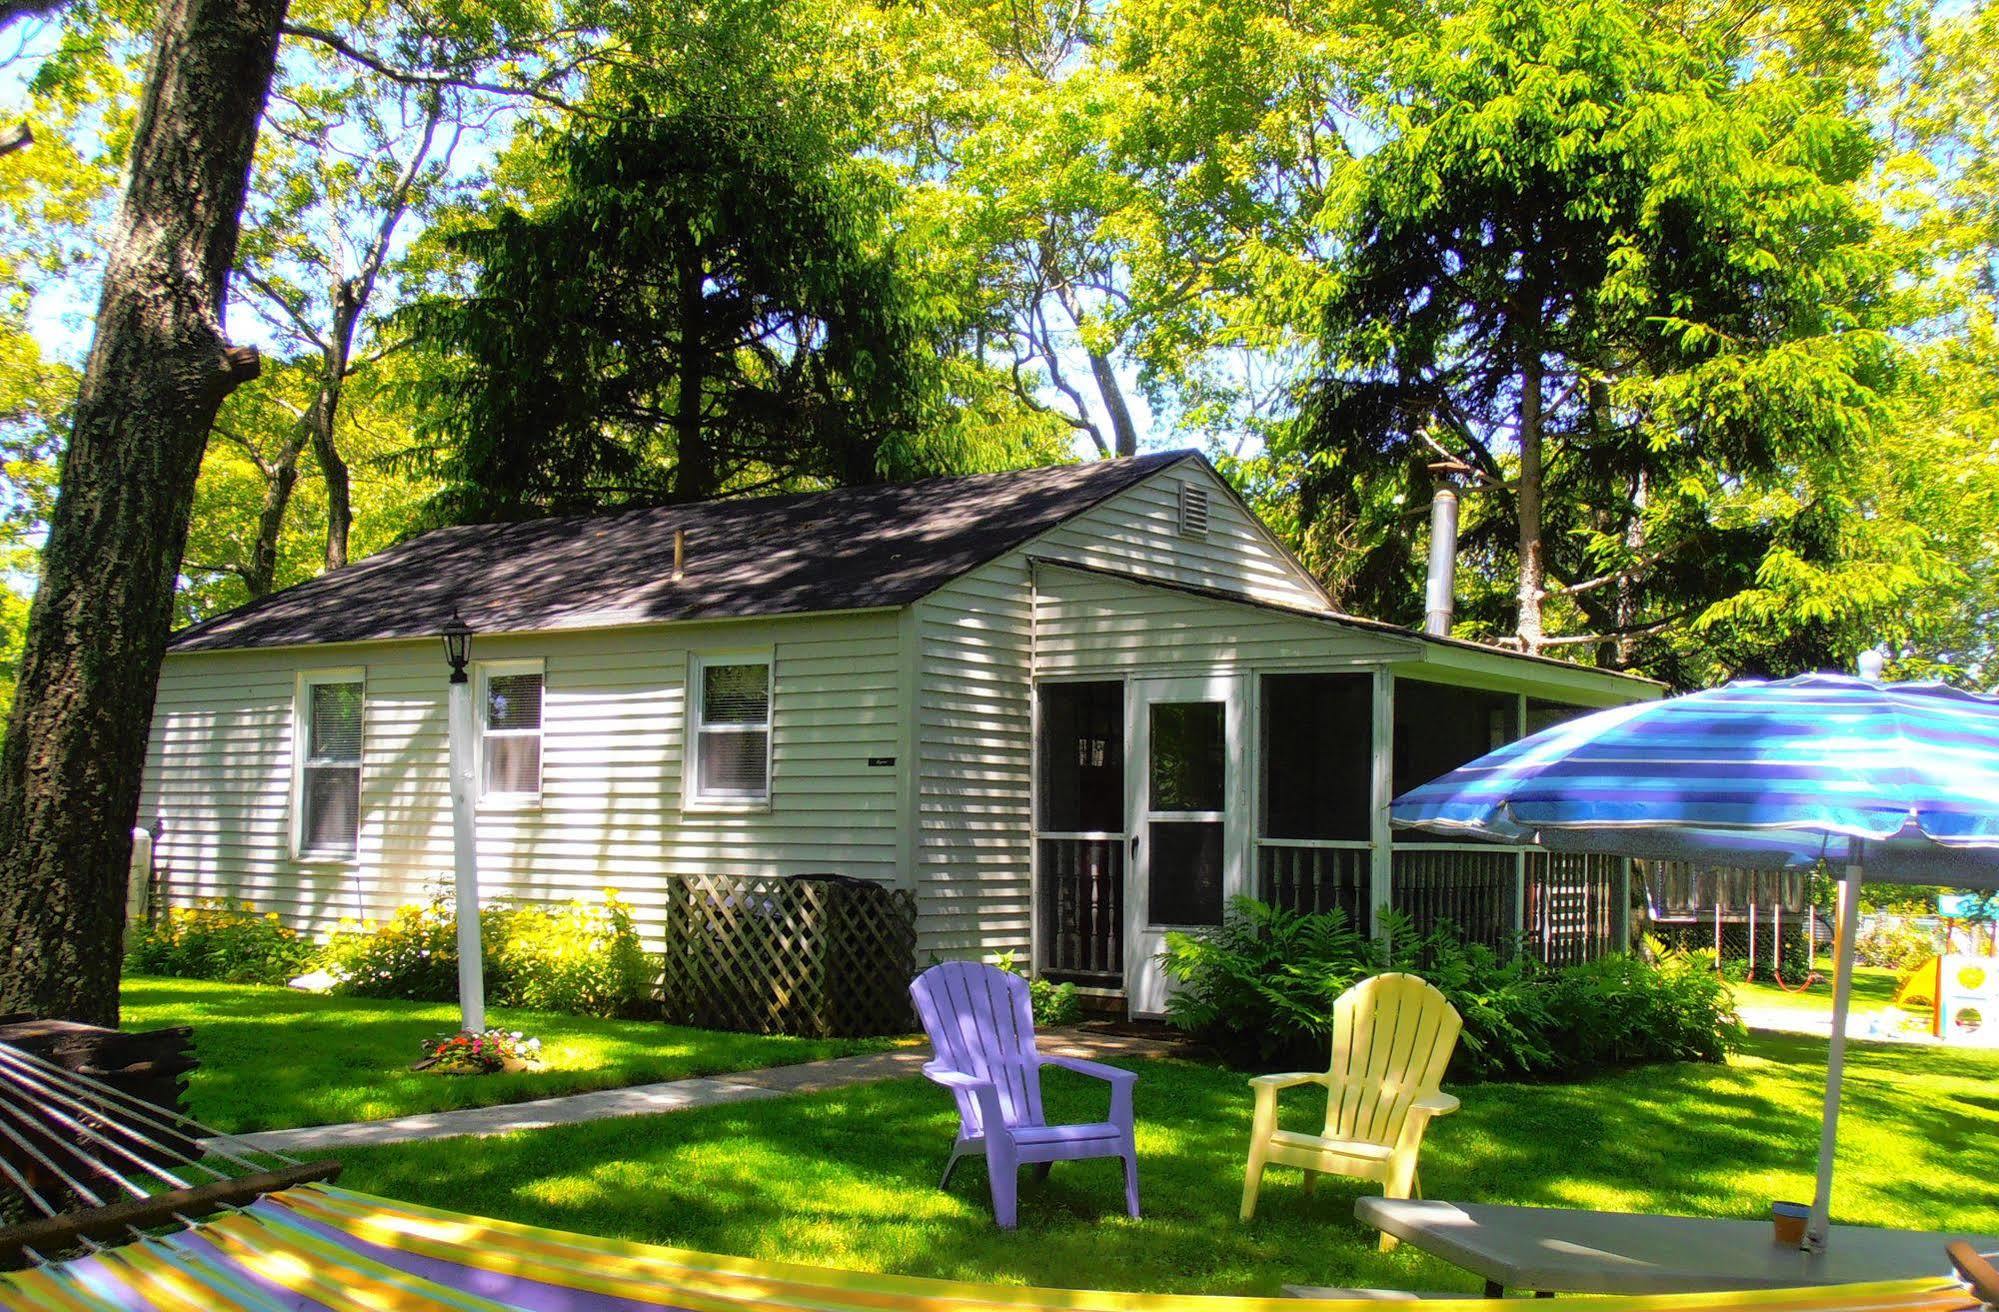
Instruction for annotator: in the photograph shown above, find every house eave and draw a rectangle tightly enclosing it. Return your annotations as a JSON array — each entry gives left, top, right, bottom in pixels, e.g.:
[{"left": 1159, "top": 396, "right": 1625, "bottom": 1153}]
[{"left": 160, "top": 602, "right": 908, "bottom": 661}]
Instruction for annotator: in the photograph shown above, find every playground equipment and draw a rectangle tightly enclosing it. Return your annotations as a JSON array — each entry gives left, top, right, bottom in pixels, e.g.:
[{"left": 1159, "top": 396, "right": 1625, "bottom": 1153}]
[
  {"left": 1931, "top": 953, "right": 1999, "bottom": 1046},
  {"left": 1641, "top": 861, "right": 1823, "bottom": 986}
]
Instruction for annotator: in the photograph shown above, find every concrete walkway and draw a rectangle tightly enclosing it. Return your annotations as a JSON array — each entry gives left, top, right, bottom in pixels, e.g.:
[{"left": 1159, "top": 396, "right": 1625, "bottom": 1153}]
[
  {"left": 1738, "top": 1003, "right": 1941, "bottom": 1045},
  {"left": 218, "top": 1027, "right": 1178, "bottom": 1155}
]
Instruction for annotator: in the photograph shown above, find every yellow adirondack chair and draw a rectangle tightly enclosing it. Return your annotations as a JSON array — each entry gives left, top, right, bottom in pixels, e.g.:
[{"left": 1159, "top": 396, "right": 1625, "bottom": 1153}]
[{"left": 1239, "top": 972, "right": 1462, "bottom": 1248}]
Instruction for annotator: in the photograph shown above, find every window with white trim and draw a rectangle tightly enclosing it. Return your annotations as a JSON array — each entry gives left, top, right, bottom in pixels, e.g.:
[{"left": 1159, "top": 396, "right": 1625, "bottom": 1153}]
[
  {"left": 690, "top": 655, "right": 771, "bottom": 804},
  {"left": 297, "top": 673, "right": 363, "bottom": 859},
  {"left": 479, "top": 663, "right": 544, "bottom": 800}
]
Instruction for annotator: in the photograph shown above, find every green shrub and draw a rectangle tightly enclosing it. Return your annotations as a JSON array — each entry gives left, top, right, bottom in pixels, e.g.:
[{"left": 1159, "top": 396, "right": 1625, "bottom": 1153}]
[
  {"left": 1158, "top": 899, "right": 1378, "bottom": 1067},
  {"left": 319, "top": 888, "right": 658, "bottom": 1018},
  {"left": 485, "top": 891, "right": 655, "bottom": 1018},
  {"left": 1545, "top": 950, "right": 1742, "bottom": 1068},
  {"left": 125, "top": 901, "right": 319, "bottom": 986},
  {"left": 994, "top": 949, "right": 1086, "bottom": 1028},
  {"left": 1029, "top": 977, "right": 1083, "bottom": 1027},
  {"left": 1855, "top": 916, "right": 1939, "bottom": 971},
  {"left": 318, "top": 896, "right": 462, "bottom": 1001},
  {"left": 1161, "top": 896, "right": 1742, "bottom": 1081}
]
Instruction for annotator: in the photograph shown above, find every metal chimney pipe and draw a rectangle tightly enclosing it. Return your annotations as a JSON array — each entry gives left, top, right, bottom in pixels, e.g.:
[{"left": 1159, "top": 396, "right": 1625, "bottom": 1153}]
[{"left": 1424, "top": 460, "right": 1472, "bottom": 637}]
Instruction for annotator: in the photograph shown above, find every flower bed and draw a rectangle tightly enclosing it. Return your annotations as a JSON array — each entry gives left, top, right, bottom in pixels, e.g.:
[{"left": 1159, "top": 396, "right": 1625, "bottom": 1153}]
[
  {"left": 413, "top": 1029, "right": 545, "bottom": 1075},
  {"left": 126, "top": 888, "right": 658, "bottom": 1020}
]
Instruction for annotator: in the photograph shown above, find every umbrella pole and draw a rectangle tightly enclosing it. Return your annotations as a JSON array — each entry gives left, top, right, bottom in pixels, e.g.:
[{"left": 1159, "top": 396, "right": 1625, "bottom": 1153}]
[{"left": 1806, "top": 853, "right": 1865, "bottom": 1253}]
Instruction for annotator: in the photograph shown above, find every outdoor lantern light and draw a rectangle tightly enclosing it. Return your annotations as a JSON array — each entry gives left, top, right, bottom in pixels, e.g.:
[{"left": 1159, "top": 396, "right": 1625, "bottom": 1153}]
[{"left": 441, "top": 611, "right": 473, "bottom": 684}]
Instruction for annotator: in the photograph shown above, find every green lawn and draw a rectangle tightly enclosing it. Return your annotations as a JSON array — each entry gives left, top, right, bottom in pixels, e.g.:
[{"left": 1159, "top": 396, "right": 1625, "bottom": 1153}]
[
  {"left": 1732, "top": 964, "right": 1907, "bottom": 1017},
  {"left": 122, "top": 976, "right": 894, "bottom": 1135},
  {"left": 329, "top": 1030, "right": 1999, "bottom": 1296}
]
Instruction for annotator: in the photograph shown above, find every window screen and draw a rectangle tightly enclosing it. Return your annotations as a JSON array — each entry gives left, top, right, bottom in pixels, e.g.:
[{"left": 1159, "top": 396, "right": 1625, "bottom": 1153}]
[
  {"left": 482, "top": 670, "right": 543, "bottom": 797},
  {"left": 1036, "top": 681, "right": 1123, "bottom": 834},
  {"left": 1149, "top": 702, "right": 1224, "bottom": 812},
  {"left": 1261, "top": 674, "right": 1372, "bottom": 841},
  {"left": 694, "top": 660, "right": 771, "bottom": 801},
  {"left": 301, "top": 679, "right": 362, "bottom": 857},
  {"left": 1392, "top": 680, "right": 1518, "bottom": 843}
]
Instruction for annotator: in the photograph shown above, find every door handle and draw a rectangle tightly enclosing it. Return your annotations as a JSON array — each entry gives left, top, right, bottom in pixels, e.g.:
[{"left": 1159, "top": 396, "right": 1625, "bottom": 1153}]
[{"left": 1130, "top": 833, "right": 1140, "bottom": 856}]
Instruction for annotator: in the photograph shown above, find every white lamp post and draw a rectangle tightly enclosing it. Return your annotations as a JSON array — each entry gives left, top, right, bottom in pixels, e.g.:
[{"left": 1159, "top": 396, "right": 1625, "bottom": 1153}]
[{"left": 441, "top": 611, "right": 486, "bottom": 1034}]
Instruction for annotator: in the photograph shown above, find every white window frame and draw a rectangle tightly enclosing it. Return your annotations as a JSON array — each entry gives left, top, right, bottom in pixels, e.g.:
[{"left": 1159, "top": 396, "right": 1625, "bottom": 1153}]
[
  {"left": 476, "top": 659, "right": 546, "bottom": 809},
  {"left": 685, "top": 650, "right": 774, "bottom": 811},
  {"left": 291, "top": 667, "right": 365, "bottom": 864}
]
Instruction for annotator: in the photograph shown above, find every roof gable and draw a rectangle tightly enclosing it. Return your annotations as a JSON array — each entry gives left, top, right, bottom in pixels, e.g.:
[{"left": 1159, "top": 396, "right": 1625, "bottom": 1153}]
[{"left": 170, "top": 452, "right": 1192, "bottom": 654}]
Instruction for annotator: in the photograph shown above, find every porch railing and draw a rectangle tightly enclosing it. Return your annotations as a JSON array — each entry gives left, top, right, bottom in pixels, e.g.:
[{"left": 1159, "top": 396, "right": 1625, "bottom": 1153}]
[
  {"left": 1390, "top": 845, "right": 1517, "bottom": 951},
  {"left": 1038, "top": 837, "right": 1626, "bottom": 988},
  {"left": 1525, "top": 850, "right": 1621, "bottom": 966},
  {"left": 1038, "top": 836, "right": 1123, "bottom": 984},
  {"left": 1256, "top": 840, "right": 1371, "bottom": 933}
]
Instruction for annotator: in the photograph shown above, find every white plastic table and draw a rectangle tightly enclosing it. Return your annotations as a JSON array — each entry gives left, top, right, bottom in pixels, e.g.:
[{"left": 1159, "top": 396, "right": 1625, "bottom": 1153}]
[{"left": 1354, "top": 1198, "right": 1995, "bottom": 1297}]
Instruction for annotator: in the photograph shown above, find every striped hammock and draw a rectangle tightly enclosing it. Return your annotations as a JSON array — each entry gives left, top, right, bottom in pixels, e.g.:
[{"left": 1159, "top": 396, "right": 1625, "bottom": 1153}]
[{"left": 0, "top": 1183, "right": 1979, "bottom": 1312}]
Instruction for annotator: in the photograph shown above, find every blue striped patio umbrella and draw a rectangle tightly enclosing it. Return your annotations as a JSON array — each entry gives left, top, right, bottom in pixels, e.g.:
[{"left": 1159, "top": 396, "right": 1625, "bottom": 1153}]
[{"left": 1390, "top": 672, "right": 1999, "bottom": 1253}]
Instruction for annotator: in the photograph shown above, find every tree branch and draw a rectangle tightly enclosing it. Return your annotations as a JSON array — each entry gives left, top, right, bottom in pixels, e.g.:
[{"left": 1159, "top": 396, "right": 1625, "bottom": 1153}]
[
  {"left": 1544, "top": 540, "right": 1688, "bottom": 599},
  {"left": 278, "top": 22, "right": 591, "bottom": 117},
  {"left": 239, "top": 269, "right": 327, "bottom": 349},
  {"left": 1532, "top": 609, "right": 1698, "bottom": 648}
]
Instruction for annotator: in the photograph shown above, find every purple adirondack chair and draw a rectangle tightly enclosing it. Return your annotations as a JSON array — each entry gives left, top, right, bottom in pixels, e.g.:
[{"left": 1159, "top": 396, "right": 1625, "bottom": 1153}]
[{"left": 909, "top": 961, "right": 1140, "bottom": 1229}]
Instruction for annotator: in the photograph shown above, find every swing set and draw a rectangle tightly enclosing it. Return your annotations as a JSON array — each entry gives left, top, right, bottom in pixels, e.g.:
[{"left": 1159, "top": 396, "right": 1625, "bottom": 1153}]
[{"left": 1641, "top": 861, "right": 1825, "bottom": 989}]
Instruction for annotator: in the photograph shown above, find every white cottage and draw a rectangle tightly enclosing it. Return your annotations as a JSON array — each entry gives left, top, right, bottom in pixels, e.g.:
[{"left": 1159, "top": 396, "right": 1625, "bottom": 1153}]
[{"left": 142, "top": 451, "right": 1659, "bottom": 1013}]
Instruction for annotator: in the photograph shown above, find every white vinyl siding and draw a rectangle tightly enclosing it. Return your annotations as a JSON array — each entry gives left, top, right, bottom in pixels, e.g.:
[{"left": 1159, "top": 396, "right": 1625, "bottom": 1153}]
[
  {"left": 1032, "top": 566, "right": 1419, "bottom": 678},
  {"left": 1030, "top": 465, "right": 1332, "bottom": 612},
  {"left": 912, "top": 567, "right": 1037, "bottom": 957},
  {"left": 139, "top": 611, "right": 903, "bottom": 946},
  {"left": 908, "top": 461, "right": 1347, "bottom": 962}
]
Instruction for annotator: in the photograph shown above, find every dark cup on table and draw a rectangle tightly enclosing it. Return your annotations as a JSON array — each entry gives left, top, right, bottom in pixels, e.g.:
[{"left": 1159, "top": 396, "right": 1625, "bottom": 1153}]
[{"left": 1772, "top": 1201, "right": 1810, "bottom": 1246}]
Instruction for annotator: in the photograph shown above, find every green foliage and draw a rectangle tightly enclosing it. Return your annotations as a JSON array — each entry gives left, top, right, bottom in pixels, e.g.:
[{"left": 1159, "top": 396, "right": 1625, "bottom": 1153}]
[
  {"left": 4, "top": 0, "right": 1994, "bottom": 702},
  {"left": 1161, "top": 897, "right": 1741, "bottom": 1081},
  {"left": 1855, "top": 916, "right": 1941, "bottom": 971},
  {"left": 1283, "top": 0, "right": 1912, "bottom": 679},
  {"left": 485, "top": 893, "right": 656, "bottom": 1019},
  {"left": 319, "top": 888, "right": 659, "bottom": 1018},
  {"left": 1546, "top": 952, "right": 1739, "bottom": 1068},
  {"left": 319, "top": 895, "right": 463, "bottom": 1001},
  {"left": 994, "top": 949, "right": 1084, "bottom": 1028},
  {"left": 406, "top": 91, "right": 944, "bottom": 518},
  {"left": 1155, "top": 899, "right": 1380, "bottom": 1067},
  {"left": 124, "top": 901, "right": 320, "bottom": 986}
]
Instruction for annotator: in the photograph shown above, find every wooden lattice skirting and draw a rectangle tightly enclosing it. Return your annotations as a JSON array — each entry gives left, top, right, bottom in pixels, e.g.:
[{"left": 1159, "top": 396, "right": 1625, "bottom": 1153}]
[{"left": 658, "top": 873, "right": 917, "bottom": 1038}]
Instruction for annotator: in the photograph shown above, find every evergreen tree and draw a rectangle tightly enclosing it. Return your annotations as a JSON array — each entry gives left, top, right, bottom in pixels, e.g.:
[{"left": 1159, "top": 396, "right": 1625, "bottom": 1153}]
[
  {"left": 1290, "top": 0, "right": 1901, "bottom": 670},
  {"left": 407, "top": 96, "right": 937, "bottom": 519}
]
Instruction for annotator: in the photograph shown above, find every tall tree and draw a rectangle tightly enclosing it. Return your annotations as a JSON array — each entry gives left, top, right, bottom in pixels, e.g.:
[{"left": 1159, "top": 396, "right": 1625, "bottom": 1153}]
[
  {"left": 407, "top": 96, "right": 938, "bottom": 518},
  {"left": 231, "top": 72, "right": 465, "bottom": 585},
  {"left": 1291, "top": 0, "right": 1900, "bottom": 663},
  {"left": 0, "top": 0, "right": 286, "bottom": 1025}
]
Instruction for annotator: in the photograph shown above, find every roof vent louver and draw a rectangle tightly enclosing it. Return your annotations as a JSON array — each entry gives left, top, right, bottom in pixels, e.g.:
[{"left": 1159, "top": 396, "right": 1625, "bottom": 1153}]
[{"left": 1177, "top": 481, "right": 1211, "bottom": 539}]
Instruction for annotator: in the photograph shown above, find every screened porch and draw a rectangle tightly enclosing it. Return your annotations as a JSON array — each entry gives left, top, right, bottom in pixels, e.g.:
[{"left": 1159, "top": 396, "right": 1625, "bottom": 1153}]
[{"left": 1033, "top": 671, "right": 1629, "bottom": 1000}]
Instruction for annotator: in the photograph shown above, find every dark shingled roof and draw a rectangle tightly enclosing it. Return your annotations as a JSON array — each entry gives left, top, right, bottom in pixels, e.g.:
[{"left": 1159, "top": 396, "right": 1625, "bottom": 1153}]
[{"left": 171, "top": 451, "right": 1195, "bottom": 653}]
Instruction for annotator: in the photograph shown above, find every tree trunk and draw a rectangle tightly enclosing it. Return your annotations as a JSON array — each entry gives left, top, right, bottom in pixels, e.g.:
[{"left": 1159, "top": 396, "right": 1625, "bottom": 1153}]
[
  {"left": 0, "top": 0, "right": 286, "bottom": 1026},
  {"left": 311, "top": 280, "right": 359, "bottom": 570},
  {"left": 1085, "top": 350, "right": 1138, "bottom": 458},
  {"left": 244, "top": 426, "right": 308, "bottom": 597},
  {"left": 1514, "top": 341, "right": 1547, "bottom": 653},
  {"left": 1615, "top": 466, "right": 1649, "bottom": 669},
  {"left": 673, "top": 244, "right": 714, "bottom": 502}
]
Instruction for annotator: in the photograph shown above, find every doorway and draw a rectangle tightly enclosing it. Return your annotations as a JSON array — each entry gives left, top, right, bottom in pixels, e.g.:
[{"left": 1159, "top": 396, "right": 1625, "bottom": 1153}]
[{"left": 1124, "top": 675, "right": 1248, "bottom": 1016}]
